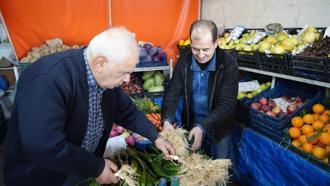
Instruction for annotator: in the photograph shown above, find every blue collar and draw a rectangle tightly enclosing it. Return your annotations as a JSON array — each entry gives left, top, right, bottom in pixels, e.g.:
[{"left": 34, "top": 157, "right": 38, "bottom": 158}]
[{"left": 190, "top": 53, "right": 216, "bottom": 72}]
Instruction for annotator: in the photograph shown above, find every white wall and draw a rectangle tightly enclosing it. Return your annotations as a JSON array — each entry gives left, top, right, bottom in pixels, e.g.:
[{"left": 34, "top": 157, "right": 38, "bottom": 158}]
[{"left": 201, "top": 0, "right": 330, "bottom": 31}]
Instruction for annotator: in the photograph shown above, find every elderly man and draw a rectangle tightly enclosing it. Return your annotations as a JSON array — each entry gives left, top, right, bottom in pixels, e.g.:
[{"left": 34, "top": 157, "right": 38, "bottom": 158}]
[{"left": 4, "top": 27, "right": 174, "bottom": 186}]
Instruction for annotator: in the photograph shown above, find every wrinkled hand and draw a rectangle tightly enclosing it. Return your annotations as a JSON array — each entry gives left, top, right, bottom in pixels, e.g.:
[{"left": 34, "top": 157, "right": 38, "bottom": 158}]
[
  {"left": 96, "top": 159, "right": 119, "bottom": 184},
  {"left": 154, "top": 136, "right": 175, "bottom": 158},
  {"left": 163, "top": 121, "right": 174, "bottom": 131},
  {"left": 189, "top": 126, "right": 203, "bottom": 151}
]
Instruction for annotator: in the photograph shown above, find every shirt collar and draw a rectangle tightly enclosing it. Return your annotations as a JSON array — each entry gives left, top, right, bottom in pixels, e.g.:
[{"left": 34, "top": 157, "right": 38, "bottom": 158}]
[
  {"left": 190, "top": 52, "right": 216, "bottom": 72},
  {"left": 84, "top": 49, "right": 105, "bottom": 93}
]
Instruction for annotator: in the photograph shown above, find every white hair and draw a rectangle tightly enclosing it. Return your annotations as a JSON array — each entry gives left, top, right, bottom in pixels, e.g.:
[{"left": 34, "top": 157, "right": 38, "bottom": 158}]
[{"left": 87, "top": 27, "right": 139, "bottom": 64}]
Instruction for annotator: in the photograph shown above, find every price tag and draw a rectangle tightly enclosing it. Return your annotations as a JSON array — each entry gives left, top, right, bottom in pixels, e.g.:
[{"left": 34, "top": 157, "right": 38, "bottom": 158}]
[
  {"left": 264, "top": 23, "right": 283, "bottom": 35},
  {"left": 239, "top": 80, "right": 260, "bottom": 92},
  {"left": 323, "top": 27, "right": 330, "bottom": 39},
  {"left": 272, "top": 98, "right": 290, "bottom": 113}
]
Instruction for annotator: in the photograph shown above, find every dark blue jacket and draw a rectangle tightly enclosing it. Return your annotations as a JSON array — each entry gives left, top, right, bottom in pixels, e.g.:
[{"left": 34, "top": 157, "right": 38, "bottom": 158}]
[{"left": 3, "top": 48, "right": 159, "bottom": 186}]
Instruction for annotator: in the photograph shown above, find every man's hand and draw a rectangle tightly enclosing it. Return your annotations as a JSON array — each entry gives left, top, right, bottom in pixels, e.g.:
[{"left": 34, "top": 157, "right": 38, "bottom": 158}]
[
  {"left": 154, "top": 136, "right": 175, "bottom": 157},
  {"left": 189, "top": 126, "right": 203, "bottom": 151},
  {"left": 96, "top": 159, "right": 119, "bottom": 184},
  {"left": 163, "top": 121, "right": 174, "bottom": 131}
]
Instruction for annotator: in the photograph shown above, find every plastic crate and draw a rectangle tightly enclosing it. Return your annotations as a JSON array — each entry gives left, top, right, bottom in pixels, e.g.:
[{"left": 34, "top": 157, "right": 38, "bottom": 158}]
[
  {"left": 282, "top": 129, "right": 330, "bottom": 171},
  {"left": 259, "top": 53, "right": 291, "bottom": 74},
  {"left": 138, "top": 55, "right": 167, "bottom": 68},
  {"left": 291, "top": 55, "right": 330, "bottom": 82},
  {"left": 177, "top": 45, "right": 191, "bottom": 57},
  {"left": 234, "top": 50, "right": 260, "bottom": 69},
  {"left": 245, "top": 82, "right": 323, "bottom": 131}
]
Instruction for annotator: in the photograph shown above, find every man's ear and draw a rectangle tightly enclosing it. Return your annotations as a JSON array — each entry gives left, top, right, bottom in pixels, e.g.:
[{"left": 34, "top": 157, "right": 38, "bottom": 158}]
[{"left": 94, "top": 56, "right": 107, "bottom": 73}]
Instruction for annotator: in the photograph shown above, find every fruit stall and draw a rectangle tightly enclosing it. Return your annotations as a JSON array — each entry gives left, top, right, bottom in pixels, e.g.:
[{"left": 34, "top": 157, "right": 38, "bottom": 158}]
[{"left": 0, "top": 0, "right": 330, "bottom": 185}]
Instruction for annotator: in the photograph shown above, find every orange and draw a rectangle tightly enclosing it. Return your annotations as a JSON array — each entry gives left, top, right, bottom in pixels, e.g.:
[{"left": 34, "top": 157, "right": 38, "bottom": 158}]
[
  {"left": 323, "top": 124, "right": 330, "bottom": 132},
  {"left": 298, "top": 135, "right": 308, "bottom": 144},
  {"left": 301, "top": 125, "right": 314, "bottom": 135},
  {"left": 322, "top": 110, "right": 329, "bottom": 116},
  {"left": 312, "top": 146, "right": 326, "bottom": 160},
  {"left": 303, "top": 114, "right": 314, "bottom": 124},
  {"left": 307, "top": 132, "right": 319, "bottom": 145},
  {"left": 291, "top": 116, "right": 304, "bottom": 127},
  {"left": 312, "top": 103, "right": 325, "bottom": 114},
  {"left": 319, "top": 132, "right": 330, "bottom": 145},
  {"left": 289, "top": 127, "right": 301, "bottom": 138},
  {"left": 291, "top": 140, "right": 301, "bottom": 148},
  {"left": 312, "top": 114, "right": 319, "bottom": 121},
  {"left": 302, "top": 142, "right": 314, "bottom": 153},
  {"left": 319, "top": 114, "right": 329, "bottom": 123},
  {"left": 326, "top": 146, "right": 330, "bottom": 153},
  {"left": 312, "top": 120, "right": 324, "bottom": 130}
]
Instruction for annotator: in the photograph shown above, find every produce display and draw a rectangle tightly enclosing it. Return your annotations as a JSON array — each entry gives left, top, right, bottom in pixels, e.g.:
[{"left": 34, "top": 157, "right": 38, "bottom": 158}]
[
  {"left": 218, "top": 26, "right": 322, "bottom": 55},
  {"left": 20, "top": 38, "right": 82, "bottom": 63},
  {"left": 250, "top": 95, "right": 306, "bottom": 118},
  {"left": 145, "top": 113, "right": 162, "bottom": 131},
  {"left": 298, "top": 36, "right": 330, "bottom": 58},
  {"left": 142, "top": 71, "right": 165, "bottom": 92},
  {"left": 132, "top": 97, "right": 161, "bottom": 114},
  {"left": 178, "top": 38, "right": 191, "bottom": 47},
  {"left": 138, "top": 41, "right": 167, "bottom": 63},
  {"left": 288, "top": 103, "right": 329, "bottom": 164},
  {"left": 237, "top": 81, "right": 271, "bottom": 100},
  {"left": 86, "top": 146, "right": 179, "bottom": 186},
  {"left": 121, "top": 73, "right": 142, "bottom": 95}
]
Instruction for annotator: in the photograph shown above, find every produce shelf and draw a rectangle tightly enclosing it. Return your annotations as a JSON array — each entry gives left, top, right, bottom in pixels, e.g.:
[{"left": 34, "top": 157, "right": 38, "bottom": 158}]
[
  {"left": 239, "top": 67, "right": 330, "bottom": 88},
  {"left": 134, "top": 65, "right": 170, "bottom": 72}
]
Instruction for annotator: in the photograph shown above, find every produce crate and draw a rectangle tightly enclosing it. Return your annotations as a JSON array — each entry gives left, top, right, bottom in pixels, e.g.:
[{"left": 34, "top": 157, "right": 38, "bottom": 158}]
[
  {"left": 244, "top": 82, "right": 323, "bottom": 139},
  {"left": 234, "top": 50, "right": 260, "bottom": 69},
  {"left": 282, "top": 130, "right": 330, "bottom": 171},
  {"left": 177, "top": 45, "right": 191, "bottom": 57},
  {"left": 249, "top": 122, "right": 284, "bottom": 143},
  {"left": 137, "top": 55, "right": 167, "bottom": 68},
  {"left": 291, "top": 55, "right": 330, "bottom": 82},
  {"left": 259, "top": 53, "right": 291, "bottom": 74}
]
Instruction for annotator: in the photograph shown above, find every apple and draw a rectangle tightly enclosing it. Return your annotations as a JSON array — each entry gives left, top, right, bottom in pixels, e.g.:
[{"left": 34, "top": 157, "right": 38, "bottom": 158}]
[
  {"left": 259, "top": 97, "right": 268, "bottom": 105},
  {"left": 250, "top": 102, "right": 261, "bottom": 110},
  {"left": 286, "top": 105, "right": 297, "bottom": 114},
  {"left": 266, "top": 111, "right": 276, "bottom": 117},
  {"left": 272, "top": 105, "right": 282, "bottom": 115},
  {"left": 261, "top": 105, "right": 271, "bottom": 112},
  {"left": 267, "top": 100, "right": 276, "bottom": 109}
]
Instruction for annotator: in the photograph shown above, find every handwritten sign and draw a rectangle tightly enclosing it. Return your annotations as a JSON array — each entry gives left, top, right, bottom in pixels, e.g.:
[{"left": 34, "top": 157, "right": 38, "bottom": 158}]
[{"left": 239, "top": 80, "right": 260, "bottom": 92}]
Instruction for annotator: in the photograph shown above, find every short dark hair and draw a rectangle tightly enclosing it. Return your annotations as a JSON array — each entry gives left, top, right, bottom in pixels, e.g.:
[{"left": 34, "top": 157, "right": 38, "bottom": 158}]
[{"left": 189, "top": 19, "right": 218, "bottom": 43}]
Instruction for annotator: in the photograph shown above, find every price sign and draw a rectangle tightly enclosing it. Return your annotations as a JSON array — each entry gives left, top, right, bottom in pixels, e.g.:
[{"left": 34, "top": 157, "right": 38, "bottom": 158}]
[
  {"left": 239, "top": 80, "right": 260, "bottom": 92},
  {"left": 272, "top": 98, "right": 290, "bottom": 113}
]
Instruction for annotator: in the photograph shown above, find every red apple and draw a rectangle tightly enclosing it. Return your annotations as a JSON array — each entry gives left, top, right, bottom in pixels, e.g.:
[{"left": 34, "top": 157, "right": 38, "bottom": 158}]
[
  {"left": 272, "top": 105, "right": 282, "bottom": 115},
  {"left": 267, "top": 100, "right": 276, "bottom": 109},
  {"left": 250, "top": 102, "right": 261, "bottom": 110},
  {"left": 261, "top": 105, "right": 271, "bottom": 112},
  {"left": 259, "top": 97, "right": 268, "bottom": 105},
  {"left": 286, "top": 105, "right": 297, "bottom": 115}
]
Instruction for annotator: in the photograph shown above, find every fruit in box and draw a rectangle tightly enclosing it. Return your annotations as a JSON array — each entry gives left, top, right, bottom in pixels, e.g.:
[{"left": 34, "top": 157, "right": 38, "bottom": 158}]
[
  {"left": 288, "top": 103, "right": 329, "bottom": 163},
  {"left": 237, "top": 82, "right": 271, "bottom": 100},
  {"left": 250, "top": 95, "right": 306, "bottom": 118}
]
